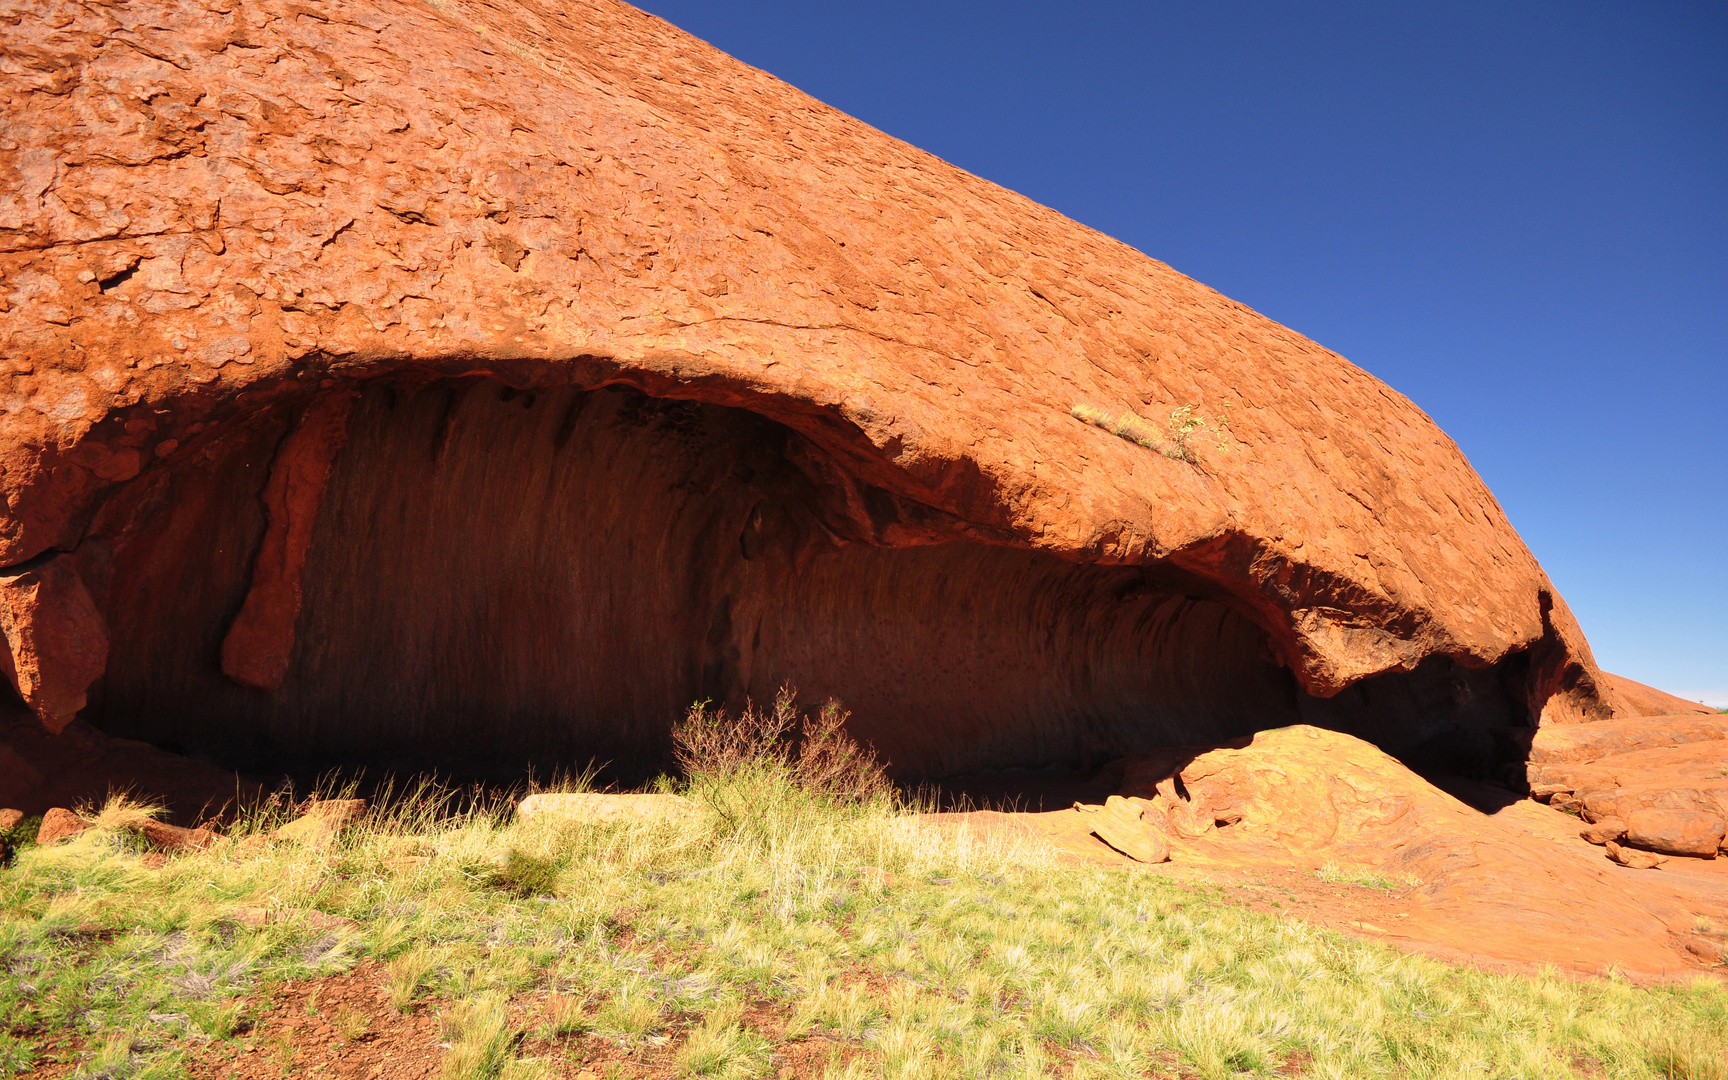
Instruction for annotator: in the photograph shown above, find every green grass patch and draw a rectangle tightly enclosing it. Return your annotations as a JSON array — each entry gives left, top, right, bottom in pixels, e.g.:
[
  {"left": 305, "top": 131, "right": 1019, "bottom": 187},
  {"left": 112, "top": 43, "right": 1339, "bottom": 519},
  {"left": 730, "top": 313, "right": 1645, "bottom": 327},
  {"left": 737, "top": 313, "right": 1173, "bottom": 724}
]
[{"left": 1, "top": 704, "right": 1724, "bottom": 1079}]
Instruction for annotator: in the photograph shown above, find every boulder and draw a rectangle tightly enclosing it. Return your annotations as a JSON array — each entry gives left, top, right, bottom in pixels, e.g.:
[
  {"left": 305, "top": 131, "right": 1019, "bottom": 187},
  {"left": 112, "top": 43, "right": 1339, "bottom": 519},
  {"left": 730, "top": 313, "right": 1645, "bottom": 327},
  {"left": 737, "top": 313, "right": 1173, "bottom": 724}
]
[
  {"left": 0, "top": 0, "right": 1628, "bottom": 778},
  {"left": 1684, "top": 935, "right": 1724, "bottom": 963},
  {"left": 0, "top": 556, "right": 109, "bottom": 734},
  {"left": 36, "top": 807, "right": 88, "bottom": 845},
  {"left": 136, "top": 819, "right": 219, "bottom": 853},
  {"left": 270, "top": 798, "right": 367, "bottom": 848},
  {"left": 1604, "top": 841, "right": 1666, "bottom": 870},
  {"left": 516, "top": 792, "right": 689, "bottom": 825},
  {"left": 0, "top": 809, "right": 21, "bottom": 832},
  {"left": 1623, "top": 810, "right": 1725, "bottom": 859},
  {"left": 1579, "top": 817, "right": 1626, "bottom": 845},
  {"left": 1089, "top": 795, "right": 1170, "bottom": 864},
  {"left": 1163, "top": 797, "right": 1217, "bottom": 841}
]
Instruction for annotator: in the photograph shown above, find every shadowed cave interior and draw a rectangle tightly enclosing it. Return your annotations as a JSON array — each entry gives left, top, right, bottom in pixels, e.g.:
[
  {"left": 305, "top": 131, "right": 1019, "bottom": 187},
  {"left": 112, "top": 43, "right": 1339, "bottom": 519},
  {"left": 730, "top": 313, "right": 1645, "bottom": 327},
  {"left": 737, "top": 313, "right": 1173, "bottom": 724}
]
[{"left": 66, "top": 377, "right": 1535, "bottom": 793}]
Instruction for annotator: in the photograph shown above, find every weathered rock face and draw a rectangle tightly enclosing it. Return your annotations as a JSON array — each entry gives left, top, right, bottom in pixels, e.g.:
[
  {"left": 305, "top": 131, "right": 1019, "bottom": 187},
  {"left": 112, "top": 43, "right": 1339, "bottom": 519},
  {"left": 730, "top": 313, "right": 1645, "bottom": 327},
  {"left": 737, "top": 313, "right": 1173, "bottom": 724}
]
[
  {"left": 0, "top": 0, "right": 1636, "bottom": 775},
  {"left": 1080, "top": 726, "right": 1728, "bottom": 977}
]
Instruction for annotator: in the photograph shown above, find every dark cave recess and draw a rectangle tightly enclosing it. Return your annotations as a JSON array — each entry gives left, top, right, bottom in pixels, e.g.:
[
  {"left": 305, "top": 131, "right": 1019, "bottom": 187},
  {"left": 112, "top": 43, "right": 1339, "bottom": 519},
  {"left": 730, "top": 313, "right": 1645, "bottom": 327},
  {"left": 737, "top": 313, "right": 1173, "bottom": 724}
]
[{"left": 73, "top": 377, "right": 1534, "bottom": 782}]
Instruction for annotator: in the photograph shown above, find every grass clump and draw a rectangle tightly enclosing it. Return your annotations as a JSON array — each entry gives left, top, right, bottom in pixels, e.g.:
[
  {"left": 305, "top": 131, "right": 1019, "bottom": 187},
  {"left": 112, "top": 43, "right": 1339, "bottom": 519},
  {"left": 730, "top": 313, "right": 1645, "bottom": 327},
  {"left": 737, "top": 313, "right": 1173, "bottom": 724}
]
[
  {"left": 1315, "top": 861, "right": 1424, "bottom": 890},
  {"left": 0, "top": 814, "right": 39, "bottom": 872},
  {"left": 2, "top": 705, "right": 1725, "bottom": 1079},
  {"left": 487, "top": 847, "right": 563, "bottom": 897},
  {"left": 1072, "top": 401, "right": 1233, "bottom": 461},
  {"left": 441, "top": 992, "right": 515, "bottom": 1080}
]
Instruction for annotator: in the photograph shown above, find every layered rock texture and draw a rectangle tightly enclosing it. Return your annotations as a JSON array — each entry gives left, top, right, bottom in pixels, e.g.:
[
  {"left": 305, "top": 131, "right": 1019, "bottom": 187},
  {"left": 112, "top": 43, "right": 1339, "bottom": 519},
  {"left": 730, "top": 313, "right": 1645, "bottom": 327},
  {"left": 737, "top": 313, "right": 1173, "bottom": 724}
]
[
  {"left": 1001, "top": 726, "right": 1728, "bottom": 978},
  {"left": 0, "top": 0, "right": 1672, "bottom": 776}
]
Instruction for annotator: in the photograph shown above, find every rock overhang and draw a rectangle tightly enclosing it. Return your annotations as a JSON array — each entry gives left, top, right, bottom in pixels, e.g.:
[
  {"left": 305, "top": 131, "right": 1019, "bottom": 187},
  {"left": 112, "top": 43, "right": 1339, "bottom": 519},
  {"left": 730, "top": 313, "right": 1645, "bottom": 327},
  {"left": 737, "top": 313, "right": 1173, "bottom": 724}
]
[{"left": 0, "top": 0, "right": 1632, "bottom": 776}]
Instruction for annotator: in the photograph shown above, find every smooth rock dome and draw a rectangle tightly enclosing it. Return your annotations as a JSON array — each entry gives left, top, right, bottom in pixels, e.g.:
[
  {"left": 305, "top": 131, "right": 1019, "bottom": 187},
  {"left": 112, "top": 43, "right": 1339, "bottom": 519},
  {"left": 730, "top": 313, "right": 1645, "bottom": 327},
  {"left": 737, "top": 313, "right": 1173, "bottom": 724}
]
[{"left": 0, "top": 0, "right": 1641, "bottom": 778}]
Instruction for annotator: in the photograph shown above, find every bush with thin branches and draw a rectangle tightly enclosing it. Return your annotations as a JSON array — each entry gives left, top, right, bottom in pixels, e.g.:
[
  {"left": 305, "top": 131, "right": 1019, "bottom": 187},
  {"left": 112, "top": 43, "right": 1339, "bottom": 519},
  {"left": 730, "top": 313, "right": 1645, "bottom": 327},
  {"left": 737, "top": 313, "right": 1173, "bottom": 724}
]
[{"left": 672, "top": 685, "right": 890, "bottom": 804}]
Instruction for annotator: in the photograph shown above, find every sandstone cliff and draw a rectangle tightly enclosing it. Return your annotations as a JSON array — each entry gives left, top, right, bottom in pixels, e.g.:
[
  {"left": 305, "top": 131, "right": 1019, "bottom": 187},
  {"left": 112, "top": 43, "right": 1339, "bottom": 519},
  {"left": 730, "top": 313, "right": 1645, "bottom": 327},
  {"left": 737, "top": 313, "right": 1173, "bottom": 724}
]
[{"left": 0, "top": 0, "right": 1634, "bottom": 776}]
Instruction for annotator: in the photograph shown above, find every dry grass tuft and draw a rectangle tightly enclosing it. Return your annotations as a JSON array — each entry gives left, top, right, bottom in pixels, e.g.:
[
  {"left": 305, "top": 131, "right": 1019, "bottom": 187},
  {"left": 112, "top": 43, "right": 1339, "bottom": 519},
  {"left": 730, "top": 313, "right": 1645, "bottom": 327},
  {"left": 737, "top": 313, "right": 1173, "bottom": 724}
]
[
  {"left": 85, "top": 793, "right": 166, "bottom": 833},
  {"left": 1071, "top": 401, "right": 1233, "bottom": 462}
]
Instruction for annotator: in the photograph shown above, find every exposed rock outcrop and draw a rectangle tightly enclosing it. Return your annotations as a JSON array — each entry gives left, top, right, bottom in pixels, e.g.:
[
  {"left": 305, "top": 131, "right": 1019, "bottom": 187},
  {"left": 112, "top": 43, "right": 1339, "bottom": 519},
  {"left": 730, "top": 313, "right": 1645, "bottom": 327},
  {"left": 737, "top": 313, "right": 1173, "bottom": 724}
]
[
  {"left": 1524, "top": 713, "right": 1728, "bottom": 859},
  {"left": 1037, "top": 726, "right": 1728, "bottom": 977},
  {"left": 0, "top": 0, "right": 1647, "bottom": 775},
  {"left": 35, "top": 806, "right": 88, "bottom": 845}
]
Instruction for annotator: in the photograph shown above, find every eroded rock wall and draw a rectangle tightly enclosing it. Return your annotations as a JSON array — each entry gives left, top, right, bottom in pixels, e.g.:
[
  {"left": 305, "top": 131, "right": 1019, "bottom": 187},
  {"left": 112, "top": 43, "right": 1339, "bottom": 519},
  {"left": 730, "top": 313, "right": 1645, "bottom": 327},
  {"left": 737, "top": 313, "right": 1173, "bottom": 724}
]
[
  {"left": 83, "top": 380, "right": 1309, "bottom": 776},
  {"left": 0, "top": 0, "right": 1627, "bottom": 770}
]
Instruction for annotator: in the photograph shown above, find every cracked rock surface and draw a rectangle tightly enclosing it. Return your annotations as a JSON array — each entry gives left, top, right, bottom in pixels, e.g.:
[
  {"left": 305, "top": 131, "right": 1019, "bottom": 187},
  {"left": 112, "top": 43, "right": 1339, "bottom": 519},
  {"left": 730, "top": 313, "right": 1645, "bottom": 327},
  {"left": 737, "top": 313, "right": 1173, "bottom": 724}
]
[{"left": 0, "top": 0, "right": 1660, "bottom": 770}]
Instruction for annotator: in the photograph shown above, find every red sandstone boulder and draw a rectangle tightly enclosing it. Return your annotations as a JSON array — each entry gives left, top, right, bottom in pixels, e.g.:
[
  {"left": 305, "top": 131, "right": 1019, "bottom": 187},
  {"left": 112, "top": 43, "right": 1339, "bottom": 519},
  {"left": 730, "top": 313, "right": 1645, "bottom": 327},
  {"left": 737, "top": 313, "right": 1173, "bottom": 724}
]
[
  {"left": 0, "top": 809, "right": 20, "bottom": 832},
  {"left": 1579, "top": 817, "right": 1626, "bottom": 845},
  {"left": 270, "top": 798, "right": 367, "bottom": 848},
  {"left": 136, "top": 819, "right": 220, "bottom": 853},
  {"left": 1604, "top": 841, "right": 1665, "bottom": 870},
  {"left": 1623, "top": 809, "right": 1724, "bottom": 859},
  {"left": 36, "top": 807, "right": 88, "bottom": 845},
  {"left": 0, "top": 556, "right": 108, "bottom": 734},
  {"left": 1086, "top": 726, "right": 1728, "bottom": 974},
  {"left": 1579, "top": 784, "right": 1728, "bottom": 825},
  {"left": 0, "top": 0, "right": 1633, "bottom": 767},
  {"left": 1088, "top": 795, "right": 1170, "bottom": 864}
]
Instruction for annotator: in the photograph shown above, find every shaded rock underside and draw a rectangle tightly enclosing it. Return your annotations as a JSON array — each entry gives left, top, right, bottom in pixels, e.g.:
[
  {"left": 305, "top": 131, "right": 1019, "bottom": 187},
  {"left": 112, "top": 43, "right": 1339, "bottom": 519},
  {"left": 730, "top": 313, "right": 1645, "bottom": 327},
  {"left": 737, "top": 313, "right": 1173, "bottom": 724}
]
[{"left": 46, "top": 376, "right": 1537, "bottom": 781}]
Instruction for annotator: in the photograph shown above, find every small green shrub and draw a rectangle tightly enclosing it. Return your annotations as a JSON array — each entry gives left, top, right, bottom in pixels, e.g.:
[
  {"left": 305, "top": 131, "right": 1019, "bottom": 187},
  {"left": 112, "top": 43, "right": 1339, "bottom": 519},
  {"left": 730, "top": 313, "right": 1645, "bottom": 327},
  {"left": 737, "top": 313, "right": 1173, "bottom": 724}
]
[
  {"left": 674, "top": 686, "right": 890, "bottom": 807},
  {"left": 0, "top": 815, "right": 40, "bottom": 849},
  {"left": 0, "top": 815, "right": 41, "bottom": 868}
]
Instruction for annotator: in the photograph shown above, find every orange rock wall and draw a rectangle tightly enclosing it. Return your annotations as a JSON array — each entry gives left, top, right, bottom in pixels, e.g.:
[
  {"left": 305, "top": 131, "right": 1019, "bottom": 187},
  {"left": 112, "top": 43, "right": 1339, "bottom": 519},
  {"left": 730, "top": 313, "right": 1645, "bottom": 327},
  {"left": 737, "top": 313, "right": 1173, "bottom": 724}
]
[
  {"left": 0, "top": 0, "right": 1627, "bottom": 766},
  {"left": 83, "top": 382, "right": 1289, "bottom": 775},
  {"left": 76, "top": 380, "right": 1538, "bottom": 778}
]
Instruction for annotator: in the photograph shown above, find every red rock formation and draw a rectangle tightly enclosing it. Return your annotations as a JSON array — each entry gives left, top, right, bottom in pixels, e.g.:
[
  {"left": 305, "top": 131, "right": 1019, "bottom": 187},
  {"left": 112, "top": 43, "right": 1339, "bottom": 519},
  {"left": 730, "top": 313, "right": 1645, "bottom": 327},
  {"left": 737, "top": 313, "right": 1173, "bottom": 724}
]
[
  {"left": 220, "top": 391, "right": 355, "bottom": 690},
  {"left": 0, "top": 553, "right": 108, "bottom": 731},
  {"left": 1072, "top": 726, "right": 1728, "bottom": 977},
  {"left": 1599, "top": 671, "right": 1716, "bottom": 718},
  {"left": 0, "top": 0, "right": 1650, "bottom": 774}
]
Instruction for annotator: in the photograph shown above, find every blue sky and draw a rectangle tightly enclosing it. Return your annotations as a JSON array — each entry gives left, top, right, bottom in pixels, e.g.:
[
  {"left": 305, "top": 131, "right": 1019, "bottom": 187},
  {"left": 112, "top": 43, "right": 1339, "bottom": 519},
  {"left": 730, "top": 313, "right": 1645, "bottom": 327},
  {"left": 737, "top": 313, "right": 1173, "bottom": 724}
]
[{"left": 635, "top": 1, "right": 1727, "bottom": 707}]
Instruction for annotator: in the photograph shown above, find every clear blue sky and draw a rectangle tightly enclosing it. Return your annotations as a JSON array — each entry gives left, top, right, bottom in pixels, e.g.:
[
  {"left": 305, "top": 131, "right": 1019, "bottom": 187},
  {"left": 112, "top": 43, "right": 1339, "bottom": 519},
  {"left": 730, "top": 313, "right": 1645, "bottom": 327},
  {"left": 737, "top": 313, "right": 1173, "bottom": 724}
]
[{"left": 635, "top": 1, "right": 1727, "bottom": 707}]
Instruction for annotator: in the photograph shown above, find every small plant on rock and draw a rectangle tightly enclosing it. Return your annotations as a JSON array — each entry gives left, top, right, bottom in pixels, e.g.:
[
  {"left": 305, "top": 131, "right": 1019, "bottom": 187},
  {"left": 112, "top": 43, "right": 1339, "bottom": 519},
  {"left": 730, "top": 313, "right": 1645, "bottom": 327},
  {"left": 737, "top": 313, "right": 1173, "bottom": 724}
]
[
  {"left": 1163, "top": 402, "right": 1233, "bottom": 461},
  {"left": 1070, "top": 402, "right": 1233, "bottom": 462}
]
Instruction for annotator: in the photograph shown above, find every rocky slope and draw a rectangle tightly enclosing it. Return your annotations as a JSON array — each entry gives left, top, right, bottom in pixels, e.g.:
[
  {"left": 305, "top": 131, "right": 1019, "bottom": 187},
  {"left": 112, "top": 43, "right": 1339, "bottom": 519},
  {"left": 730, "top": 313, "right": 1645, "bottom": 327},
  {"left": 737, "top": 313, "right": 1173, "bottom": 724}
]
[{"left": 0, "top": 0, "right": 1649, "bottom": 775}]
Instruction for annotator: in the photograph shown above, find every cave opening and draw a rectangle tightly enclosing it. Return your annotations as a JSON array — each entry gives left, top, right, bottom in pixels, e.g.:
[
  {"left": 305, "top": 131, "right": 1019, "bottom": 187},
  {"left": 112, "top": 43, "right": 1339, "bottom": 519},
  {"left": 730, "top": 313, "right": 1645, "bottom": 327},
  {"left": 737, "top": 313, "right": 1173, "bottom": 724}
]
[{"left": 64, "top": 375, "right": 1534, "bottom": 797}]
